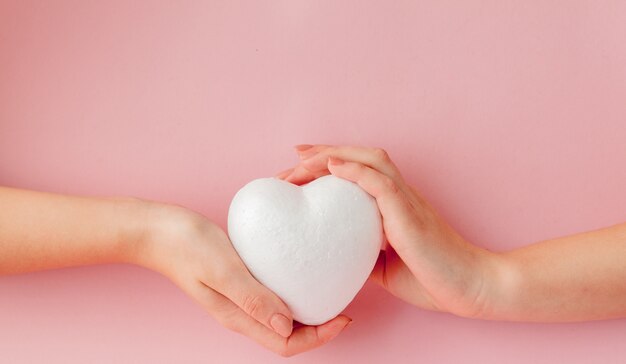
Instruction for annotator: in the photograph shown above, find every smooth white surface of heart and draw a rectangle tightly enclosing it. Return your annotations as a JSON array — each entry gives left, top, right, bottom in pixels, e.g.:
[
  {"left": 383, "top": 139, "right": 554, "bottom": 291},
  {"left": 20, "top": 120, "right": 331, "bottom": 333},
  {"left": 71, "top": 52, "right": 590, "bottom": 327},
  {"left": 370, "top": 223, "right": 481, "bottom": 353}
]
[{"left": 227, "top": 175, "right": 383, "bottom": 325}]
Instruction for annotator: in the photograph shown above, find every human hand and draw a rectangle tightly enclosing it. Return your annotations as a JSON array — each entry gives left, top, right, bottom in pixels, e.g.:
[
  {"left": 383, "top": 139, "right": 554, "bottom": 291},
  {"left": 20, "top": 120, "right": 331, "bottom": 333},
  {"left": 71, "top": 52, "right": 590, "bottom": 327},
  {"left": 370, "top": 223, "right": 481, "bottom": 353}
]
[
  {"left": 276, "top": 145, "right": 508, "bottom": 319},
  {"left": 134, "top": 203, "right": 351, "bottom": 356}
]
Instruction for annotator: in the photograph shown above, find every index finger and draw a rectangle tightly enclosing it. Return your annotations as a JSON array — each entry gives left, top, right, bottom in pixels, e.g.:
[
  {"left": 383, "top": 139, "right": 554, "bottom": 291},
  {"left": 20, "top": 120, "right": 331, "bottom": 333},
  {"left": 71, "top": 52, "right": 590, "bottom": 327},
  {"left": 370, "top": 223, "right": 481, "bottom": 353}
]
[{"left": 290, "top": 145, "right": 406, "bottom": 188}]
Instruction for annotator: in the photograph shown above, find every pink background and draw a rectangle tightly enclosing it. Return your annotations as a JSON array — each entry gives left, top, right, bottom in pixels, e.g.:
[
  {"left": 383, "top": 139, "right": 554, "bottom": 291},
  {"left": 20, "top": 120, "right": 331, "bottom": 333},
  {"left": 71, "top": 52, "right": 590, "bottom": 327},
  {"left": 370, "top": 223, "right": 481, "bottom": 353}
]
[{"left": 1, "top": 1, "right": 626, "bottom": 363}]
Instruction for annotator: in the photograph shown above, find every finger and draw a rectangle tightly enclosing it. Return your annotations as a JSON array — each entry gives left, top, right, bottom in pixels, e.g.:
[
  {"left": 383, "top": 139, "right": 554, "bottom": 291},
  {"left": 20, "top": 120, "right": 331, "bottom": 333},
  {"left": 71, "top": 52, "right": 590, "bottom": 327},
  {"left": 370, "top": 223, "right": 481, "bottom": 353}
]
[
  {"left": 369, "top": 250, "right": 388, "bottom": 288},
  {"left": 278, "top": 315, "right": 351, "bottom": 357},
  {"left": 294, "top": 144, "right": 315, "bottom": 153},
  {"left": 193, "top": 284, "right": 350, "bottom": 357},
  {"left": 327, "top": 157, "right": 419, "bottom": 256},
  {"left": 369, "top": 249, "right": 442, "bottom": 311},
  {"left": 369, "top": 248, "right": 412, "bottom": 295},
  {"left": 298, "top": 145, "right": 404, "bottom": 186},
  {"left": 275, "top": 144, "right": 325, "bottom": 182},
  {"left": 284, "top": 165, "right": 329, "bottom": 185},
  {"left": 210, "top": 259, "right": 295, "bottom": 338},
  {"left": 294, "top": 143, "right": 326, "bottom": 159},
  {"left": 370, "top": 248, "right": 411, "bottom": 290},
  {"left": 274, "top": 168, "right": 294, "bottom": 180}
]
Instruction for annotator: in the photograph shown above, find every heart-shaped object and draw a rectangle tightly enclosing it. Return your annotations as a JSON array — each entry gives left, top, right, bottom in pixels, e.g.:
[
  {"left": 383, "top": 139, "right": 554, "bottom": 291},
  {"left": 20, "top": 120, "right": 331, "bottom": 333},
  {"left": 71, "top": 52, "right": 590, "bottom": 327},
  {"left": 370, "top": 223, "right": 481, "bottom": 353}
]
[{"left": 228, "top": 175, "right": 383, "bottom": 325}]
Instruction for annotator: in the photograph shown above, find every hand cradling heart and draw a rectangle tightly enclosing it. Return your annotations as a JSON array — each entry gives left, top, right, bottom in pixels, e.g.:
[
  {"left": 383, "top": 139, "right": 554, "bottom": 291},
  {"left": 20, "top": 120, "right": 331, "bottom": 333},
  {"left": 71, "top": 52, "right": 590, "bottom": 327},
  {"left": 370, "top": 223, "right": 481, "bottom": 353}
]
[{"left": 228, "top": 175, "right": 383, "bottom": 325}]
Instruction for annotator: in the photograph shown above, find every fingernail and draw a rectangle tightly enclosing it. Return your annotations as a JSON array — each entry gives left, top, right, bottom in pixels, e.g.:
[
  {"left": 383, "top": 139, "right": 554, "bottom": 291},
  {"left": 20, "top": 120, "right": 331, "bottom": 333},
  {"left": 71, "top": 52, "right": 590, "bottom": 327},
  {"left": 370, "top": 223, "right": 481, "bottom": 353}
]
[
  {"left": 294, "top": 144, "right": 314, "bottom": 152},
  {"left": 270, "top": 314, "right": 293, "bottom": 338},
  {"left": 328, "top": 156, "right": 344, "bottom": 165},
  {"left": 300, "top": 152, "right": 316, "bottom": 160}
]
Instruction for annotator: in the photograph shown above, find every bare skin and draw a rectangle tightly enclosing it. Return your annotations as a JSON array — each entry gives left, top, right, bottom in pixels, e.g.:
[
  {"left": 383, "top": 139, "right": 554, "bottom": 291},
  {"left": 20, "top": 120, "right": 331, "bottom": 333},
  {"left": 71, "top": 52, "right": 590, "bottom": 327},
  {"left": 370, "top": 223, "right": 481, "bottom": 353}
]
[
  {"left": 277, "top": 144, "right": 626, "bottom": 322},
  {"left": 3, "top": 144, "right": 624, "bottom": 357},
  {"left": 0, "top": 186, "right": 350, "bottom": 357}
]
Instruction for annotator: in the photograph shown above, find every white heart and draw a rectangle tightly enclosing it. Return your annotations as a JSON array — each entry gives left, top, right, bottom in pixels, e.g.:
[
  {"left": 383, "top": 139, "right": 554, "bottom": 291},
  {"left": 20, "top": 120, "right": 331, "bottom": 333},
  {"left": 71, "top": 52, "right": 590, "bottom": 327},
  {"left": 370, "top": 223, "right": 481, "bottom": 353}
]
[{"left": 228, "top": 175, "right": 383, "bottom": 325}]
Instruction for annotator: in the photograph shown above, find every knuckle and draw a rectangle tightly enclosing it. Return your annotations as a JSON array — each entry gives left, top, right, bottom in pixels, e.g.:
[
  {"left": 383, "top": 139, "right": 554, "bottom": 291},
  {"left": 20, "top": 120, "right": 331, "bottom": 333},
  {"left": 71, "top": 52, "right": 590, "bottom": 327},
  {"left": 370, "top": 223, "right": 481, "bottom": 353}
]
[
  {"left": 351, "top": 162, "right": 366, "bottom": 172},
  {"left": 242, "top": 294, "right": 265, "bottom": 318},
  {"left": 373, "top": 147, "right": 390, "bottom": 162},
  {"left": 276, "top": 345, "right": 293, "bottom": 358},
  {"left": 381, "top": 175, "right": 399, "bottom": 194}
]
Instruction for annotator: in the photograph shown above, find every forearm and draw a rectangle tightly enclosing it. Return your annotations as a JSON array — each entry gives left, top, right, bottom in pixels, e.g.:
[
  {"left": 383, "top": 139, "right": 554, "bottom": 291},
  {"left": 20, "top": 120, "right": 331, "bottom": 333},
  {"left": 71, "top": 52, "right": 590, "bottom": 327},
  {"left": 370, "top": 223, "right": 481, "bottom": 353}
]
[
  {"left": 0, "top": 186, "right": 149, "bottom": 275},
  {"left": 485, "top": 222, "right": 626, "bottom": 322}
]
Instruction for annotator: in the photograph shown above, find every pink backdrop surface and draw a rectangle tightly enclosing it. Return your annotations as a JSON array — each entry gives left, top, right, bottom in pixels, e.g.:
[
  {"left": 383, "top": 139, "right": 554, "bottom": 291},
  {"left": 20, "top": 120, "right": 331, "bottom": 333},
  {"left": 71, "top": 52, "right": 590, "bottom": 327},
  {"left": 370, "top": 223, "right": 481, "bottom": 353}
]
[{"left": 1, "top": 1, "right": 626, "bottom": 363}]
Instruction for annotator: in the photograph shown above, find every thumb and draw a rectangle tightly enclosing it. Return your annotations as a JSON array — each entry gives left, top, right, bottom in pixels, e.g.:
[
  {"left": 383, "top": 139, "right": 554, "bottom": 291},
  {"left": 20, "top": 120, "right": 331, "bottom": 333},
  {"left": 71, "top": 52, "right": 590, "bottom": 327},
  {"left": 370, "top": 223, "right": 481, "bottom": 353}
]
[
  {"left": 369, "top": 250, "right": 387, "bottom": 288},
  {"left": 216, "top": 265, "right": 294, "bottom": 338}
]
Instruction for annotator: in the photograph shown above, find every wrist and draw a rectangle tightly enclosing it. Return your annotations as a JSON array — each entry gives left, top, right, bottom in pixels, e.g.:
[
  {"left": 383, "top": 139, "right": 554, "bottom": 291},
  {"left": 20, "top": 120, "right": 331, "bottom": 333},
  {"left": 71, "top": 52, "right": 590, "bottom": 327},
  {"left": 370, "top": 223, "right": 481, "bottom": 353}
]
[
  {"left": 124, "top": 200, "right": 214, "bottom": 273},
  {"left": 468, "top": 250, "right": 521, "bottom": 320},
  {"left": 107, "top": 197, "right": 157, "bottom": 266}
]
